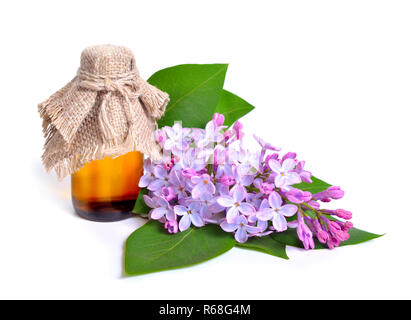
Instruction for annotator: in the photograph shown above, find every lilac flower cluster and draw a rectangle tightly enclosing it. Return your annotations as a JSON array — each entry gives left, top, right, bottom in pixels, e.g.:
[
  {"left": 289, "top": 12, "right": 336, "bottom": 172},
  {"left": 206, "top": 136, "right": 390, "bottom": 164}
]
[{"left": 139, "top": 113, "right": 353, "bottom": 249}]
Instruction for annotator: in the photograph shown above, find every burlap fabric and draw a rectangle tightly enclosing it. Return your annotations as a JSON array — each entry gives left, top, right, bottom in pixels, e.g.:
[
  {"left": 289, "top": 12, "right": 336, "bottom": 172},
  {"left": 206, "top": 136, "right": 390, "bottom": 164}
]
[{"left": 38, "top": 45, "right": 169, "bottom": 180}]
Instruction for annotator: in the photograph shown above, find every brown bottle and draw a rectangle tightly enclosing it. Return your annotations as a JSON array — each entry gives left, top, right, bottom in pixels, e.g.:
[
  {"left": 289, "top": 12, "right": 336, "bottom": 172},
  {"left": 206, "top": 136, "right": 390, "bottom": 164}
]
[{"left": 71, "top": 151, "right": 143, "bottom": 222}]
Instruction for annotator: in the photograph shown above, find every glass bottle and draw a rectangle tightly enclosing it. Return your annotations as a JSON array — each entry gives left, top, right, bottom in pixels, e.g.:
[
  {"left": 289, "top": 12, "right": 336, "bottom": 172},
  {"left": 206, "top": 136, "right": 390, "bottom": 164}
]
[{"left": 71, "top": 151, "right": 143, "bottom": 222}]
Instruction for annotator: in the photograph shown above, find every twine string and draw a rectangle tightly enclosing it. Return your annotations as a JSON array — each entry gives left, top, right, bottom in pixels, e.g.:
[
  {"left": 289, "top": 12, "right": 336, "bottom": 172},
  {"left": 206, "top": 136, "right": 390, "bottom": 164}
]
[{"left": 77, "top": 69, "right": 142, "bottom": 141}]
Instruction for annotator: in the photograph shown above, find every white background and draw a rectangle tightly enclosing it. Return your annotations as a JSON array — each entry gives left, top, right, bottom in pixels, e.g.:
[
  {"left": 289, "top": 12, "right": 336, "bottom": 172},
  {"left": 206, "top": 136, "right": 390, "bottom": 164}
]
[{"left": 0, "top": 0, "right": 410, "bottom": 299}]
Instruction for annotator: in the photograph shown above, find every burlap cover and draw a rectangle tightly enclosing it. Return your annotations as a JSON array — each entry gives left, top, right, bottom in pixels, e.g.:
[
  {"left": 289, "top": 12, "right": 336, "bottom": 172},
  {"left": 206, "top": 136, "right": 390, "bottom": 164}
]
[{"left": 38, "top": 45, "right": 169, "bottom": 180}]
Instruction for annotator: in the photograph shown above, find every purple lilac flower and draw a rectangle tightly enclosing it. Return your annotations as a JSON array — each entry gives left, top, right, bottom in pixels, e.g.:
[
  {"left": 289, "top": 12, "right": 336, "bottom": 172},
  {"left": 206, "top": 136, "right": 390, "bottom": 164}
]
[
  {"left": 220, "top": 215, "right": 261, "bottom": 243},
  {"left": 305, "top": 200, "right": 320, "bottom": 210},
  {"left": 295, "top": 161, "right": 312, "bottom": 183},
  {"left": 174, "top": 204, "right": 204, "bottom": 231},
  {"left": 163, "top": 158, "right": 174, "bottom": 170},
  {"left": 313, "top": 186, "right": 344, "bottom": 202},
  {"left": 181, "top": 167, "right": 197, "bottom": 179},
  {"left": 213, "top": 145, "right": 231, "bottom": 174},
  {"left": 181, "top": 148, "right": 207, "bottom": 172},
  {"left": 259, "top": 182, "right": 273, "bottom": 195},
  {"left": 262, "top": 153, "right": 278, "bottom": 172},
  {"left": 212, "top": 113, "right": 225, "bottom": 126},
  {"left": 191, "top": 193, "right": 223, "bottom": 219},
  {"left": 284, "top": 187, "right": 312, "bottom": 204},
  {"left": 232, "top": 121, "right": 244, "bottom": 140},
  {"left": 161, "top": 187, "right": 175, "bottom": 201},
  {"left": 219, "top": 175, "right": 235, "bottom": 186},
  {"left": 165, "top": 220, "right": 178, "bottom": 234},
  {"left": 139, "top": 114, "right": 353, "bottom": 248},
  {"left": 245, "top": 191, "right": 263, "bottom": 210},
  {"left": 197, "top": 120, "right": 224, "bottom": 148},
  {"left": 236, "top": 148, "right": 260, "bottom": 176},
  {"left": 344, "top": 221, "right": 354, "bottom": 231},
  {"left": 318, "top": 216, "right": 351, "bottom": 249},
  {"left": 147, "top": 165, "right": 171, "bottom": 191},
  {"left": 143, "top": 195, "right": 157, "bottom": 209},
  {"left": 312, "top": 219, "right": 329, "bottom": 244},
  {"left": 216, "top": 182, "right": 230, "bottom": 197},
  {"left": 268, "top": 158, "right": 302, "bottom": 190},
  {"left": 155, "top": 128, "right": 167, "bottom": 146},
  {"left": 265, "top": 153, "right": 279, "bottom": 163},
  {"left": 326, "top": 186, "right": 344, "bottom": 199},
  {"left": 217, "top": 185, "right": 255, "bottom": 223},
  {"left": 150, "top": 196, "right": 176, "bottom": 221},
  {"left": 323, "top": 208, "right": 352, "bottom": 220},
  {"left": 248, "top": 199, "right": 270, "bottom": 235},
  {"left": 232, "top": 165, "right": 255, "bottom": 187},
  {"left": 297, "top": 212, "right": 315, "bottom": 250},
  {"left": 253, "top": 134, "right": 281, "bottom": 152},
  {"left": 331, "top": 221, "right": 351, "bottom": 241},
  {"left": 281, "top": 152, "right": 297, "bottom": 164},
  {"left": 253, "top": 134, "right": 281, "bottom": 172},
  {"left": 138, "top": 159, "right": 156, "bottom": 188},
  {"left": 191, "top": 174, "right": 216, "bottom": 199},
  {"left": 224, "top": 129, "right": 235, "bottom": 144},
  {"left": 163, "top": 122, "right": 190, "bottom": 155},
  {"left": 256, "top": 191, "right": 297, "bottom": 231},
  {"left": 169, "top": 169, "right": 189, "bottom": 199}
]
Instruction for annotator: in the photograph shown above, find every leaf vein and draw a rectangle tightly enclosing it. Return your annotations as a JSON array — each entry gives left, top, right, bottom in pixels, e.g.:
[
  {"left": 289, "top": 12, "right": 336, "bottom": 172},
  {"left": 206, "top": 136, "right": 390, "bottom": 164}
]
[
  {"left": 165, "top": 67, "right": 226, "bottom": 113},
  {"left": 142, "top": 228, "right": 195, "bottom": 265}
]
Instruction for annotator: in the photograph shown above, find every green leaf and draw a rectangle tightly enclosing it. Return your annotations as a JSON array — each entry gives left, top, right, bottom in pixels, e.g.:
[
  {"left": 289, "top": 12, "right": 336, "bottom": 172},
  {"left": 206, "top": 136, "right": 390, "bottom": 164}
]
[
  {"left": 215, "top": 90, "right": 255, "bottom": 127},
  {"left": 148, "top": 64, "right": 228, "bottom": 128},
  {"left": 271, "top": 229, "right": 305, "bottom": 248},
  {"left": 236, "top": 236, "right": 289, "bottom": 259},
  {"left": 342, "top": 228, "right": 384, "bottom": 246},
  {"left": 293, "top": 176, "right": 332, "bottom": 194},
  {"left": 132, "top": 188, "right": 150, "bottom": 217},
  {"left": 125, "top": 220, "right": 236, "bottom": 275},
  {"left": 271, "top": 227, "right": 383, "bottom": 250}
]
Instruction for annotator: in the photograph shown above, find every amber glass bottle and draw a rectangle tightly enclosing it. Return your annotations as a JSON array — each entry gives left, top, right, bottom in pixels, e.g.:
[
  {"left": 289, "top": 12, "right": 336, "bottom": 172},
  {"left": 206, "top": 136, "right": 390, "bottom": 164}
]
[{"left": 71, "top": 151, "right": 144, "bottom": 222}]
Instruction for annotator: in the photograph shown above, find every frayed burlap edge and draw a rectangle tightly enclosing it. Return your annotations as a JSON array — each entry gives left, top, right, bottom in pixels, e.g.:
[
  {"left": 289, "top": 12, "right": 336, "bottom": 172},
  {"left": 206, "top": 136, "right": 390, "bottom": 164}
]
[
  {"left": 39, "top": 79, "right": 168, "bottom": 180},
  {"left": 39, "top": 90, "right": 168, "bottom": 180}
]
